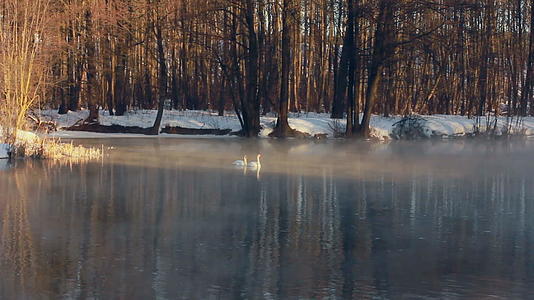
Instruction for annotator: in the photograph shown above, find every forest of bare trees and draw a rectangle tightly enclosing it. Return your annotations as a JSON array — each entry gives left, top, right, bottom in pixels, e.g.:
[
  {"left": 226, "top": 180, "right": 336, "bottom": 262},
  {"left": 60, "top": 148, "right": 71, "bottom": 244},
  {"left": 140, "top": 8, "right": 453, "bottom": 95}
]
[{"left": 1, "top": 0, "right": 534, "bottom": 138}]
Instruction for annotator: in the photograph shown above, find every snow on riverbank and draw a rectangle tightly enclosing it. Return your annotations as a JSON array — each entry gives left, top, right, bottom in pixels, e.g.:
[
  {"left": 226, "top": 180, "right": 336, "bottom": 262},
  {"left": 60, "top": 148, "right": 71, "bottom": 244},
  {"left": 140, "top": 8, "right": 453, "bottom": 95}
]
[
  {"left": 39, "top": 109, "right": 534, "bottom": 140},
  {"left": 0, "top": 144, "right": 9, "bottom": 159},
  {"left": 0, "top": 127, "right": 40, "bottom": 159},
  {"left": 0, "top": 125, "right": 100, "bottom": 160}
]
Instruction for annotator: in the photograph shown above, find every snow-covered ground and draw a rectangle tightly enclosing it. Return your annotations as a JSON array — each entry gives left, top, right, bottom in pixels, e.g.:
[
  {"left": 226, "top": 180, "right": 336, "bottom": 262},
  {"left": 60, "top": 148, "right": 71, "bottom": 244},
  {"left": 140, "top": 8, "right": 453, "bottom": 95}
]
[
  {"left": 0, "top": 127, "right": 41, "bottom": 159},
  {"left": 38, "top": 109, "right": 534, "bottom": 140},
  {"left": 0, "top": 144, "right": 9, "bottom": 159}
]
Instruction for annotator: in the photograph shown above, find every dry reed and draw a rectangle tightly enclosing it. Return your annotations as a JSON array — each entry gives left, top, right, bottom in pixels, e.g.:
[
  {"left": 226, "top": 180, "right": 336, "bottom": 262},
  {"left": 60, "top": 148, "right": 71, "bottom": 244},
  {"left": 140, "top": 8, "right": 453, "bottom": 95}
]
[{"left": 7, "top": 136, "right": 101, "bottom": 161}]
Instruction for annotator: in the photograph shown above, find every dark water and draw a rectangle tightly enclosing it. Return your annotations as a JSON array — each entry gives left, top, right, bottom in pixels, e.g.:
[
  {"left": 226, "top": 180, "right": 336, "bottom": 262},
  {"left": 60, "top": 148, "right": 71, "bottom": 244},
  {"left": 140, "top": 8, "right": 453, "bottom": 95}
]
[{"left": 1, "top": 139, "right": 534, "bottom": 299}]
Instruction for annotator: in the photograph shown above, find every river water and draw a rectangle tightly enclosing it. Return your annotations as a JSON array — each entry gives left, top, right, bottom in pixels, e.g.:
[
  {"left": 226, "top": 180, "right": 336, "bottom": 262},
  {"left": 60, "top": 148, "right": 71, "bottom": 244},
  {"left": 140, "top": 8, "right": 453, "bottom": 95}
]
[{"left": 1, "top": 139, "right": 533, "bottom": 299}]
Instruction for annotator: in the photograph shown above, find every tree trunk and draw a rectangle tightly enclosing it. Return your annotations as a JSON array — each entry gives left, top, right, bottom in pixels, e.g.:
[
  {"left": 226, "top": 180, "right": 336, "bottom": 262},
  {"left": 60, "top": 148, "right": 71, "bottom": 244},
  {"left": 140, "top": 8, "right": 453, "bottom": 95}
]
[
  {"left": 523, "top": 2, "right": 534, "bottom": 116},
  {"left": 243, "top": 0, "right": 261, "bottom": 137},
  {"left": 330, "top": 3, "right": 347, "bottom": 119},
  {"left": 57, "top": 60, "right": 68, "bottom": 114},
  {"left": 84, "top": 7, "right": 99, "bottom": 124},
  {"left": 150, "top": 23, "right": 168, "bottom": 135},
  {"left": 218, "top": 78, "right": 226, "bottom": 116},
  {"left": 271, "top": 0, "right": 297, "bottom": 137},
  {"left": 104, "top": 34, "right": 114, "bottom": 116},
  {"left": 357, "top": 0, "right": 393, "bottom": 138},
  {"left": 114, "top": 38, "right": 128, "bottom": 116},
  {"left": 477, "top": 2, "right": 493, "bottom": 117},
  {"left": 342, "top": 0, "right": 359, "bottom": 136}
]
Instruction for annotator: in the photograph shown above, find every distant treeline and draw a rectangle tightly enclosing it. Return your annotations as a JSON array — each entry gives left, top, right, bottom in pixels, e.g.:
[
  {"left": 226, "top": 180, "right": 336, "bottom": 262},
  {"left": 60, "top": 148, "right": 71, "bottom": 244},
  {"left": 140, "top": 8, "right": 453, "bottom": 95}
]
[{"left": 2, "top": 0, "right": 534, "bottom": 137}]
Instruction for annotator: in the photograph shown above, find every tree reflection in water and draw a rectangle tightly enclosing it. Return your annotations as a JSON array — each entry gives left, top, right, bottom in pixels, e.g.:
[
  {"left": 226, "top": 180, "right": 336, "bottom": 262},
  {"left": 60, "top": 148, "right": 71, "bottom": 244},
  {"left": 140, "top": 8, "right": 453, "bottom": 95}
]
[{"left": 0, "top": 141, "right": 533, "bottom": 299}]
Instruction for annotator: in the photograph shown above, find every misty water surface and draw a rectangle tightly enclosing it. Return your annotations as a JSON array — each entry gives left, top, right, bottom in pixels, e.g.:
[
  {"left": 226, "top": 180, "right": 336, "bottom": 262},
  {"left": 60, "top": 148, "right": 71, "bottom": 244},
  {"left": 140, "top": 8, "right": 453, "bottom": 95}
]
[{"left": 1, "top": 139, "right": 534, "bottom": 299}]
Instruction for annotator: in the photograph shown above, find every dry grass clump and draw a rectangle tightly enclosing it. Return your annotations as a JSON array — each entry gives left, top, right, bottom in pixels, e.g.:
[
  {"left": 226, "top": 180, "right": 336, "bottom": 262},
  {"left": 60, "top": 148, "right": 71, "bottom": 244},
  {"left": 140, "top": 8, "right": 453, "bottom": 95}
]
[{"left": 8, "top": 137, "right": 101, "bottom": 160}]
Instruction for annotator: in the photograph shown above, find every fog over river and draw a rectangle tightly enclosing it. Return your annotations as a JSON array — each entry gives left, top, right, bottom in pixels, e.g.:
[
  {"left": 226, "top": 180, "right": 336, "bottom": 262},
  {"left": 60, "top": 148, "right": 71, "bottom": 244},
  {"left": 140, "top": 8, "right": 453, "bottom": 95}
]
[{"left": 1, "top": 139, "right": 533, "bottom": 299}]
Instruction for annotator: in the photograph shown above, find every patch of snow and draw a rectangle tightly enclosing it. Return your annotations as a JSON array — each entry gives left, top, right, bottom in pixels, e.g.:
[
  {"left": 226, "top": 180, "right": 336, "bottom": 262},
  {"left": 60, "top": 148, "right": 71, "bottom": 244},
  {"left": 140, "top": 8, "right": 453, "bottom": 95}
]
[
  {"left": 0, "top": 125, "right": 40, "bottom": 143},
  {"left": 16, "top": 129, "right": 40, "bottom": 144},
  {"left": 0, "top": 144, "right": 9, "bottom": 159},
  {"left": 38, "top": 109, "right": 534, "bottom": 140}
]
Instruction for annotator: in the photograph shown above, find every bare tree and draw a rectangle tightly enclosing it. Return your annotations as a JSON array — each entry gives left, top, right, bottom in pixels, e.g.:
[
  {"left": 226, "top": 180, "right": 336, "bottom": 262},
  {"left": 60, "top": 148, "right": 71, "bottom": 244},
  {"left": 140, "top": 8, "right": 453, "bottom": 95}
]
[{"left": 0, "top": 0, "right": 53, "bottom": 142}]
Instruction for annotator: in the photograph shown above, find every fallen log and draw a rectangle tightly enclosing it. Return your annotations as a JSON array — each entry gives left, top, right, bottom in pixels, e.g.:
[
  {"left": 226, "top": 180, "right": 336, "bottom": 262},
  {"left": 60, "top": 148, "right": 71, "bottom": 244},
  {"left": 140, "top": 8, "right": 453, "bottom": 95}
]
[
  {"left": 66, "top": 123, "right": 152, "bottom": 134},
  {"left": 161, "top": 125, "right": 232, "bottom": 136},
  {"left": 28, "top": 113, "right": 58, "bottom": 133},
  {"left": 65, "top": 123, "right": 233, "bottom": 136}
]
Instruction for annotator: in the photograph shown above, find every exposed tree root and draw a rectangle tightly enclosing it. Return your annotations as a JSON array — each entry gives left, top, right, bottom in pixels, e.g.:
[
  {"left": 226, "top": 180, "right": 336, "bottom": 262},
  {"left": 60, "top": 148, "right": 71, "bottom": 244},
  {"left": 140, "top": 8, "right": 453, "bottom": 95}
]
[
  {"left": 268, "top": 126, "right": 310, "bottom": 138},
  {"left": 27, "top": 113, "right": 58, "bottom": 133}
]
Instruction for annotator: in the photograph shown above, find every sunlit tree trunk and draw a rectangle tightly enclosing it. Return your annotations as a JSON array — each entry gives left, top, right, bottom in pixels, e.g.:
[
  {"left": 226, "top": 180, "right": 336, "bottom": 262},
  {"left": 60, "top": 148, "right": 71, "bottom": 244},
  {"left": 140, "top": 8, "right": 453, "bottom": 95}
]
[{"left": 358, "top": 0, "right": 394, "bottom": 139}]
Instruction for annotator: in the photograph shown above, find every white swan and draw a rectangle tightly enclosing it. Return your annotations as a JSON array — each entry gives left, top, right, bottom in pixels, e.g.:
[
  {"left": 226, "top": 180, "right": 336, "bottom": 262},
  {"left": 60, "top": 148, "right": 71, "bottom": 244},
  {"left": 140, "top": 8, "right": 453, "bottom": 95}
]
[
  {"left": 233, "top": 155, "right": 248, "bottom": 167},
  {"left": 248, "top": 154, "right": 262, "bottom": 169}
]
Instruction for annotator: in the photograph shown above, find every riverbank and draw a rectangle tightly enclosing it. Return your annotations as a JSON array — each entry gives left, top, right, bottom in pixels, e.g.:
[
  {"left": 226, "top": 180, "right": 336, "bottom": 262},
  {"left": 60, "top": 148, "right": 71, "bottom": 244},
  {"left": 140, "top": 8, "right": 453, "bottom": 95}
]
[
  {"left": 0, "top": 126, "right": 101, "bottom": 160},
  {"left": 39, "top": 109, "right": 534, "bottom": 140},
  {"left": 0, "top": 144, "right": 9, "bottom": 159}
]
